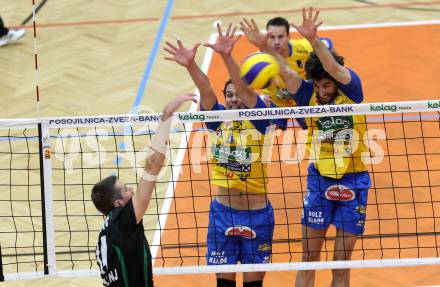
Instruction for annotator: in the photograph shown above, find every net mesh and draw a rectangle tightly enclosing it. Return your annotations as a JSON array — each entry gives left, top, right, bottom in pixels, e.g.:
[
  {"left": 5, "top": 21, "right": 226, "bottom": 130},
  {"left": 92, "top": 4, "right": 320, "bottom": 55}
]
[
  {"left": 0, "top": 102, "right": 440, "bottom": 279},
  {"left": 0, "top": 128, "right": 44, "bottom": 275}
]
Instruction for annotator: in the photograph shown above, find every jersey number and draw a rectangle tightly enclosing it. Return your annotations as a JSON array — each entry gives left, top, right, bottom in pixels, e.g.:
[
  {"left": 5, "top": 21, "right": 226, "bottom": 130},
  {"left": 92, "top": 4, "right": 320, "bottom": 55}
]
[{"left": 96, "top": 235, "right": 108, "bottom": 274}]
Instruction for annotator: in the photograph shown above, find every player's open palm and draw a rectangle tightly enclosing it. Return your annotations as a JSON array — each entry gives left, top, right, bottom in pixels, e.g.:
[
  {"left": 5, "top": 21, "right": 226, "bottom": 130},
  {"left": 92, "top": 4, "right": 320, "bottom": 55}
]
[
  {"left": 291, "top": 7, "right": 323, "bottom": 41},
  {"left": 164, "top": 39, "right": 200, "bottom": 67},
  {"left": 240, "top": 18, "right": 267, "bottom": 51},
  {"left": 162, "top": 93, "right": 198, "bottom": 120},
  {"left": 205, "top": 23, "right": 240, "bottom": 55}
]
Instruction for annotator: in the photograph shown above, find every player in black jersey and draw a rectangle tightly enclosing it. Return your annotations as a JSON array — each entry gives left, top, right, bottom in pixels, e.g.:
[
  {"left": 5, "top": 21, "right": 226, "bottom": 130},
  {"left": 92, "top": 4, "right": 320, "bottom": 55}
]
[{"left": 91, "top": 93, "right": 197, "bottom": 287}]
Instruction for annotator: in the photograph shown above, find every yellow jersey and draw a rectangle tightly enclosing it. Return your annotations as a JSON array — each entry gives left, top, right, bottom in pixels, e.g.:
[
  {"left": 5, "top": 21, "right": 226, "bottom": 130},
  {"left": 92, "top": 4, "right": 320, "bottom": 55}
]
[
  {"left": 204, "top": 97, "right": 272, "bottom": 194},
  {"left": 292, "top": 69, "right": 368, "bottom": 179}
]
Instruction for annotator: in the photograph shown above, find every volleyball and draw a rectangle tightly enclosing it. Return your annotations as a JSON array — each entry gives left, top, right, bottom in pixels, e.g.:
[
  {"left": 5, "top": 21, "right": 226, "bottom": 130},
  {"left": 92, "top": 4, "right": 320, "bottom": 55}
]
[{"left": 239, "top": 52, "right": 280, "bottom": 90}]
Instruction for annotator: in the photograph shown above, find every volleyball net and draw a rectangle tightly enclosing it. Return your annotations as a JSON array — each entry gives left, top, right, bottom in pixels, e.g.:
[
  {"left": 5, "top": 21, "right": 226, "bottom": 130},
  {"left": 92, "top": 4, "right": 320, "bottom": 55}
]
[{"left": 1, "top": 100, "right": 440, "bottom": 280}]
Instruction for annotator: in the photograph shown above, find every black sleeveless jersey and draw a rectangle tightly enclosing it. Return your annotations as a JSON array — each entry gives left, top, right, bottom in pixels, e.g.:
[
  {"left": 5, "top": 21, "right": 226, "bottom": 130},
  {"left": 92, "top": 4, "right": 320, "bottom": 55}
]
[{"left": 96, "top": 199, "right": 153, "bottom": 287}]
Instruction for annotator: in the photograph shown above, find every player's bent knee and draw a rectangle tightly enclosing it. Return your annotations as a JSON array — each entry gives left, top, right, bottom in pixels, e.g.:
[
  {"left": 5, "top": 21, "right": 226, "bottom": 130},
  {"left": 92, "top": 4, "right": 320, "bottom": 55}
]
[{"left": 333, "top": 250, "right": 352, "bottom": 261}]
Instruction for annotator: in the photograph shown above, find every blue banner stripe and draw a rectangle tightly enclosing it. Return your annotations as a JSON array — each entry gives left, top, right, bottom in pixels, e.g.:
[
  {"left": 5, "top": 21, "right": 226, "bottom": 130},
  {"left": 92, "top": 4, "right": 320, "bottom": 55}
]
[{"left": 131, "top": 0, "right": 175, "bottom": 113}]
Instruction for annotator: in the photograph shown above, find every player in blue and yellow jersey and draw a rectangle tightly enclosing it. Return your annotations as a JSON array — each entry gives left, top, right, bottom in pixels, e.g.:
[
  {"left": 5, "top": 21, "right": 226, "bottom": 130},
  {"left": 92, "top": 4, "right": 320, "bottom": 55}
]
[
  {"left": 270, "top": 8, "right": 371, "bottom": 287},
  {"left": 240, "top": 17, "right": 333, "bottom": 129},
  {"left": 164, "top": 25, "right": 274, "bottom": 287}
]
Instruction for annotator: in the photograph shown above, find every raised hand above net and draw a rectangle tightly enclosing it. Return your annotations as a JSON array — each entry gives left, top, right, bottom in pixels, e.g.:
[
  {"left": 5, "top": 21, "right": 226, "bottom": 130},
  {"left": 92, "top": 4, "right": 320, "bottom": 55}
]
[
  {"left": 291, "top": 7, "right": 323, "bottom": 42},
  {"left": 164, "top": 37, "right": 201, "bottom": 68},
  {"left": 204, "top": 22, "right": 241, "bottom": 56}
]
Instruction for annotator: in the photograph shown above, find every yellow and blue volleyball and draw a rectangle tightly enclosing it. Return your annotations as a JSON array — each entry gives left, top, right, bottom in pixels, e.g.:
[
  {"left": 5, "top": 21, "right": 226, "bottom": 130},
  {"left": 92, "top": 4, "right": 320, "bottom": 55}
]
[{"left": 239, "top": 52, "right": 280, "bottom": 90}]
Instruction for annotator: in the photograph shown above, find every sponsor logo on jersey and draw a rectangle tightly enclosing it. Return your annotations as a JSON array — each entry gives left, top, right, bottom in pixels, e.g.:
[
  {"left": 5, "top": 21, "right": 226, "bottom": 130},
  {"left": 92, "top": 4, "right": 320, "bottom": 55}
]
[
  {"left": 212, "top": 145, "right": 252, "bottom": 163},
  {"left": 208, "top": 251, "right": 228, "bottom": 264},
  {"left": 225, "top": 226, "right": 256, "bottom": 239},
  {"left": 317, "top": 116, "right": 353, "bottom": 131},
  {"left": 355, "top": 205, "right": 367, "bottom": 214},
  {"left": 258, "top": 243, "right": 271, "bottom": 252},
  {"left": 307, "top": 211, "right": 324, "bottom": 224},
  {"left": 325, "top": 185, "right": 355, "bottom": 201}
]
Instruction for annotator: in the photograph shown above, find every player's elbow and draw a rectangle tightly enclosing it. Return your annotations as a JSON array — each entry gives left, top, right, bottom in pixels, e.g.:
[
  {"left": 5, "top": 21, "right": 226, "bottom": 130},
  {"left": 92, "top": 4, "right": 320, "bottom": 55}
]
[{"left": 199, "top": 86, "right": 215, "bottom": 98}]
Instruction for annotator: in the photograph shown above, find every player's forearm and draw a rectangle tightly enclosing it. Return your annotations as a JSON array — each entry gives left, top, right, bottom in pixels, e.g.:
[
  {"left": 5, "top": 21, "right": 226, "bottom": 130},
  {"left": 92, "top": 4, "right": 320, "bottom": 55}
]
[
  {"left": 281, "top": 68, "right": 302, "bottom": 96},
  {"left": 186, "top": 62, "right": 213, "bottom": 96},
  {"left": 186, "top": 61, "right": 217, "bottom": 109},
  {"left": 271, "top": 52, "right": 302, "bottom": 94},
  {"left": 133, "top": 118, "right": 169, "bottom": 222},
  {"left": 310, "top": 36, "right": 351, "bottom": 84},
  {"left": 221, "top": 54, "right": 257, "bottom": 107},
  {"left": 133, "top": 92, "right": 195, "bottom": 223},
  {"left": 309, "top": 36, "right": 339, "bottom": 74},
  {"left": 133, "top": 151, "right": 165, "bottom": 223},
  {"left": 221, "top": 54, "right": 241, "bottom": 85},
  {"left": 139, "top": 119, "right": 169, "bottom": 182},
  {"left": 141, "top": 116, "right": 168, "bottom": 173}
]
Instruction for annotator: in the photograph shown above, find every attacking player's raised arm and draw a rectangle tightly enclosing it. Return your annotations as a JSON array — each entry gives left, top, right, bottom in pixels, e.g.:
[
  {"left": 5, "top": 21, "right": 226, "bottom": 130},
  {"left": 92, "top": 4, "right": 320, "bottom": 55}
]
[
  {"left": 292, "top": 7, "right": 351, "bottom": 85},
  {"left": 132, "top": 93, "right": 197, "bottom": 224},
  {"left": 164, "top": 38, "right": 217, "bottom": 111},
  {"left": 205, "top": 23, "right": 258, "bottom": 108}
]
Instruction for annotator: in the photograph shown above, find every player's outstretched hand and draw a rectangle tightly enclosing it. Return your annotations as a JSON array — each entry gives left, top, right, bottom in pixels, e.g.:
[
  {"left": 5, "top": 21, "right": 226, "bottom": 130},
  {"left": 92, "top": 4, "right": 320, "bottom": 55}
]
[
  {"left": 204, "top": 23, "right": 240, "bottom": 55},
  {"left": 162, "top": 93, "right": 198, "bottom": 121},
  {"left": 240, "top": 18, "right": 269, "bottom": 51},
  {"left": 291, "top": 7, "right": 323, "bottom": 42},
  {"left": 164, "top": 37, "right": 201, "bottom": 68}
]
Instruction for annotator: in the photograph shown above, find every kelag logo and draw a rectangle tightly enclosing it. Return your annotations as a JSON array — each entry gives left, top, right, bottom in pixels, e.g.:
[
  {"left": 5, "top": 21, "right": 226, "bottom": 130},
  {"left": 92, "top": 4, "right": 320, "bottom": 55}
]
[
  {"left": 428, "top": 100, "right": 440, "bottom": 109},
  {"left": 370, "top": 104, "right": 397, "bottom": 112},
  {"left": 178, "top": 113, "right": 205, "bottom": 121},
  {"left": 317, "top": 116, "right": 353, "bottom": 131}
]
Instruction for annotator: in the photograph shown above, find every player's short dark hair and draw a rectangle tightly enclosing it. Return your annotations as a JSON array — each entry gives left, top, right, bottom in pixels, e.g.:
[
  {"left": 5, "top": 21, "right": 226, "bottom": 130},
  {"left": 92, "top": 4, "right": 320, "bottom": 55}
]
[
  {"left": 222, "top": 79, "right": 233, "bottom": 96},
  {"left": 266, "top": 17, "right": 290, "bottom": 34},
  {"left": 305, "top": 51, "right": 345, "bottom": 82},
  {"left": 91, "top": 175, "right": 122, "bottom": 215}
]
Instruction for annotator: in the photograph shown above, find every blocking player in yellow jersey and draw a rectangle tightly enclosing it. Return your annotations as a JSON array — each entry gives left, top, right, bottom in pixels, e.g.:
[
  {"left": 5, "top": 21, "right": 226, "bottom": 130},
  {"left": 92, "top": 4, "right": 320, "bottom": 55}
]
[
  {"left": 164, "top": 25, "right": 274, "bottom": 287},
  {"left": 270, "top": 8, "right": 371, "bottom": 287},
  {"left": 240, "top": 17, "right": 333, "bottom": 129}
]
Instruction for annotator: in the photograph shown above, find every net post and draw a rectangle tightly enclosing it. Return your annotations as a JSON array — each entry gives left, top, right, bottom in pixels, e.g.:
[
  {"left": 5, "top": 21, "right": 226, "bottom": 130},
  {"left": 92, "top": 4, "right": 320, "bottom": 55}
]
[{"left": 38, "top": 121, "right": 56, "bottom": 275}]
